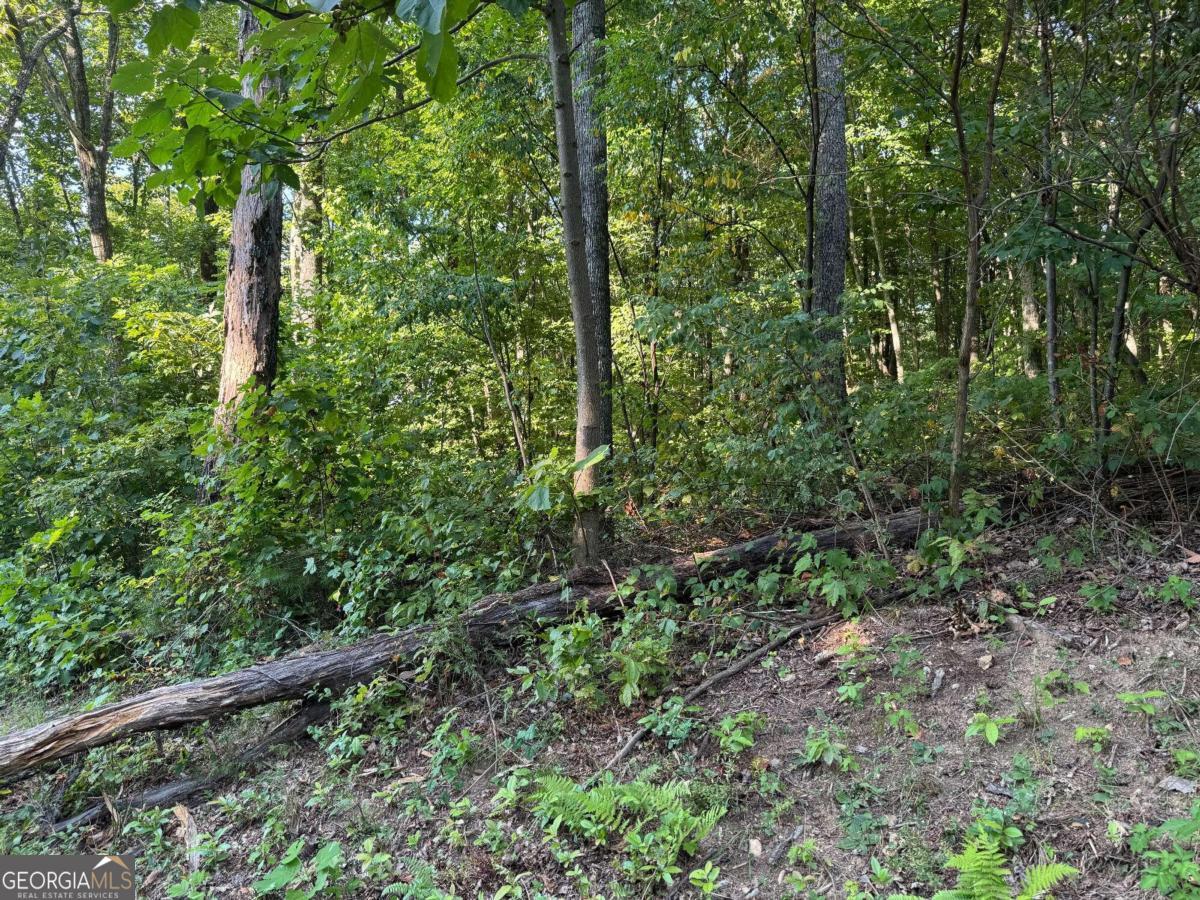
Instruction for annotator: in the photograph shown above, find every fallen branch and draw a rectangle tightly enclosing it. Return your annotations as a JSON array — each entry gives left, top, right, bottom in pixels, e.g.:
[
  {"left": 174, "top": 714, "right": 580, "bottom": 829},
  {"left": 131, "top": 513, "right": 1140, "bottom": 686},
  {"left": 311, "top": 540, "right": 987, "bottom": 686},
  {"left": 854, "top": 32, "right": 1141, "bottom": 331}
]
[
  {"left": 53, "top": 702, "right": 331, "bottom": 832},
  {"left": 0, "top": 507, "right": 929, "bottom": 779},
  {"left": 599, "top": 613, "right": 841, "bottom": 776}
]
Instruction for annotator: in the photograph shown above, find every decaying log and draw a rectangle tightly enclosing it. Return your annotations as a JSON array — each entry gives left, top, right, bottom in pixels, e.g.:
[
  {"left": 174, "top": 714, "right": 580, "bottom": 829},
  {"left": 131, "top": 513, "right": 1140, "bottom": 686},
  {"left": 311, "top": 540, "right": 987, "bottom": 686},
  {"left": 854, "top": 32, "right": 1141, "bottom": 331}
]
[
  {"left": 53, "top": 702, "right": 331, "bottom": 833},
  {"left": 0, "top": 507, "right": 930, "bottom": 779}
]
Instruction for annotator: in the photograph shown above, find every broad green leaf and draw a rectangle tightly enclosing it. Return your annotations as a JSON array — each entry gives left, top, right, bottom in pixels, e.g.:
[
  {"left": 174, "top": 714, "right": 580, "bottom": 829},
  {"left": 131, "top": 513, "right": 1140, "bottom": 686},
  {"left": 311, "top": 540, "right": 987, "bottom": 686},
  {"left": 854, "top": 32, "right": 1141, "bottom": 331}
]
[
  {"left": 572, "top": 444, "right": 610, "bottom": 472},
  {"left": 396, "top": 0, "right": 446, "bottom": 34},
  {"left": 527, "top": 484, "right": 551, "bottom": 511},
  {"left": 104, "top": 0, "right": 140, "bottom": 12},
  {"left": 495, "top": 0, "right": 532, "bottom": 17},
  {"left": 111, "top": 59, "right": 155, "bottom": 94},
  {"left": 146, "top": 5, "right": 200, "bottom": 56},
  {"left": 175, "top": 126, "right": 209, "bottom": 175}
]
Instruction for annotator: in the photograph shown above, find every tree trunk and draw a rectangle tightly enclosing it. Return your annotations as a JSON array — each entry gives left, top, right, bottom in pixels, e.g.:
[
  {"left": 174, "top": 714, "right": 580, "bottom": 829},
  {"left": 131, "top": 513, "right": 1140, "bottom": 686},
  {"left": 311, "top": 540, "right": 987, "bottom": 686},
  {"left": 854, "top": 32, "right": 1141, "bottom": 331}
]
[
  {"left": 197, "top": 193, "right": 219, "bottom": 282},
  {"left": 291, "top": 156, "right": 324, "bottom": 324},
  {"left": 865, "top": 181, "right": 903, "bottom": 381},
  {"left": 210, "top": 10, "right": 284, "bottom": 440},
  {"left": 1039, "top": 6, "right": 1062, "bottom": 429},
  {"left": 545, "top": 0, "right": 607, "bottom": 566},
  {"left": 1018, "top": 262, "right": 1043, "bottom": 376},
  {"left": 812, "top": 13, "right": 848, "bottom": 399},
  {"left": 946, "top": 0, "right": 1014, "bottom": 514},
  {"left": 571, "top": 0, "right": 612, "bottom": 454},
  {"left": 77, "top": 144, "right": 112, "bottom": 262}
]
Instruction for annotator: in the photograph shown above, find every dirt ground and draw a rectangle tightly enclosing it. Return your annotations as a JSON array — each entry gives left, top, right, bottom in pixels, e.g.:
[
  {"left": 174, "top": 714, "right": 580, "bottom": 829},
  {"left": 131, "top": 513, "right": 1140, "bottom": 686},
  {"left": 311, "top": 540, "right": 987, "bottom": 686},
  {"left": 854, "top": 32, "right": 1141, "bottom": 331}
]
[{"left": 3, "top": 521, "right": 1199, "bottom": 898}]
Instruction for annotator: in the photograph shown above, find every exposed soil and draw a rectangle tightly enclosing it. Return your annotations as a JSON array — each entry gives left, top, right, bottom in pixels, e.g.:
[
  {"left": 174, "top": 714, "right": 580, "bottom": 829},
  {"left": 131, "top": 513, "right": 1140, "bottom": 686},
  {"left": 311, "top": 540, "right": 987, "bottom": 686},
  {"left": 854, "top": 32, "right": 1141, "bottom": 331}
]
[{"left": 4, "top": 520, "right": 1199, "bottom": 899}]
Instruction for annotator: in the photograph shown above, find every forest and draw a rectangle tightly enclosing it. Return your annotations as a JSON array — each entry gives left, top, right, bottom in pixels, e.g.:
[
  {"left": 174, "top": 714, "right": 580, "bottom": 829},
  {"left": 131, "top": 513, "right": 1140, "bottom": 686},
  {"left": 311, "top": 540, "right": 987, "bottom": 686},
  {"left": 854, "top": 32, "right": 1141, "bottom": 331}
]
[{"left": 0, "top": 0, "right": 1198, "bottom": 896}]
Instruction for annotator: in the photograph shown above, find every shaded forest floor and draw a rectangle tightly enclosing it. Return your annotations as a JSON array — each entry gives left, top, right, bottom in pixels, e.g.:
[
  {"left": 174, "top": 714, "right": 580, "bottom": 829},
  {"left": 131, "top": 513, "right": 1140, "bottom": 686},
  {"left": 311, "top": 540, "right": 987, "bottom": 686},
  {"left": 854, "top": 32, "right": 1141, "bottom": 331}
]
[{"left": 3, "top": 517, "right": 1199, "bottom": 899}]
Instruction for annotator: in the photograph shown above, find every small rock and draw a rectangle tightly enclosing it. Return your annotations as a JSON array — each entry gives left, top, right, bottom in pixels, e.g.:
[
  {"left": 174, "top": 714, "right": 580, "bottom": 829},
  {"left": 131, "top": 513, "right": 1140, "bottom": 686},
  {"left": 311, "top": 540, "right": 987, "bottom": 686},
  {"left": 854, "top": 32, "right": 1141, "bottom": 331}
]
[
  {"left": 1158, "top": 776, "right": 1197, "bottom": 794},
  {"left": 749, "top": 837, "right": 763, "bottom": 858},
  {"left": 929, "top": 668, "right": 945, "bottom": 697},
  {"left": 978, "top": 654, "right": 994, "bottom": 671}
]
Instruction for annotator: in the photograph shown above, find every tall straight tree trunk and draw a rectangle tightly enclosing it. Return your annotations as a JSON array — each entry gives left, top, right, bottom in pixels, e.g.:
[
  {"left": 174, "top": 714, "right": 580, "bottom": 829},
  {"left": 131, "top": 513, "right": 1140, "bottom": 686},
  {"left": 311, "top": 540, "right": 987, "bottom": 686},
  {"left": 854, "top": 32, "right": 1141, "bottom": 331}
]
[
  {"left": 210, "top": 9, "right": 283, "bottom": 441},
  {"left": 291, "top": 156, "right": 324, "bottom": 324},
  {"left": 864, "top": 180, "right": 903, "bottom": 381},
  {"left": 197, "top": 193, "right": 219, "bottom": 282},
  {"left": 812, "top": 13, "right": 847, "bottom": 399},
  {"left": 571, "top": 0, "right": 612, "bottom": 455},
  {"left": 1018, "top": 262, "right": 1043, "bottom": 376},
  {"left": 545, "top": 0, "right": 606, "bottom": 567},
  {"left": 946, "top": 0, "right": 1014, "bottom": 514},
  {"left": 1038, "top": 4, "right": 1062, "bottom": 429}
]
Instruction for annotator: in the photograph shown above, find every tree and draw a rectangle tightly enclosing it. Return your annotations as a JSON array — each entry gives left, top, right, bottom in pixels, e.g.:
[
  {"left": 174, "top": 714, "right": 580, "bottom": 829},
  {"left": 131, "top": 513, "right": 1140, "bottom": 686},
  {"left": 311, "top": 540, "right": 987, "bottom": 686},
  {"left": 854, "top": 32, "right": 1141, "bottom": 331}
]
[
  {"left": 812, "top": 9, "right": 848, "bottom": 400},
  {"left": 209, "top": 9, "right": 283, "bottom": 443},
  {"left": 27, "top": 4, "right": 118, "bottom": 261},
  {"left": 545, "top": 0, "right": 607, "bottom": 566},
  {"left": 572, "top": 0, "right": 613, "bottom": 462}
]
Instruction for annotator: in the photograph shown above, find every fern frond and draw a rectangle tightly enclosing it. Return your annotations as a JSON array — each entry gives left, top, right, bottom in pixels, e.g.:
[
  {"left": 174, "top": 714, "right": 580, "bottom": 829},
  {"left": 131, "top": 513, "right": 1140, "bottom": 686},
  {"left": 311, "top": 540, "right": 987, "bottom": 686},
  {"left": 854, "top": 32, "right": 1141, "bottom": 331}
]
[{"left": 1016, "top": 862, "right": 1079, "bottom": 900}]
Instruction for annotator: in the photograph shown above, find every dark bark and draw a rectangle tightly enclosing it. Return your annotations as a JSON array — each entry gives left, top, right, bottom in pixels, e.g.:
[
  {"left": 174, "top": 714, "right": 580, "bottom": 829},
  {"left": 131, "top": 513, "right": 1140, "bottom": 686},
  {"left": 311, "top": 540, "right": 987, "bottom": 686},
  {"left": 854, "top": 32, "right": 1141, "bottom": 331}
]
[
  {"left": 545, "top": 0, "right": 607, "bottom": 566},
  {"left": 209, "top": 10, "right": 284, "bottom": 441},
  {"left": 812, "top": 12, "right": 848, "bottom": 398},
  {"left": 1038, "top": 5, "right": 1062, "bottom": 428},
  {"left": 197, "top": 193, "right": 219, "bottom": 283},
  {"left": 0, "top": 508, "right": 930, "bottom": 779},
  {"left": 571, "top": 0, "right": 612, "bottom": 453}
]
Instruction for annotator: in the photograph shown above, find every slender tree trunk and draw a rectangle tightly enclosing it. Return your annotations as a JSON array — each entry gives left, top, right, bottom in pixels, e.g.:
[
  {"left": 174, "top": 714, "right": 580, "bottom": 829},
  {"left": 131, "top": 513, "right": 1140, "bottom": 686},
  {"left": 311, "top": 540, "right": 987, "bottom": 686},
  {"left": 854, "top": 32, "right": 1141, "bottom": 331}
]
[
  {"left": 946, "top": 0, "right": 1014, "bottom": 514},
  {"left": 812, "top": 13, "right": 848, "bottom": 399},
  {"left": 1018, "top": 262, "right": 1043, "bottom": 376},
  {"left": 197, "top": 193, "right": 219, "bottom": 282},
  {"left": 1039, "top": 5, "right": 1062, "bottom": 429},
  {"left": 571, "top": 0, "right": 612, "bottom": 454},
  {"left": 1101, "top": 213, "right": 1153, "bottom": 455},
  {"left": 209, "top": 10, "right": 283, "bottom": 443},
  {"left": 291, "top": 156, "right": 324, "bottom": 323},
  {"left": 546, "top": 0, "right": 606, "bottom": 567},
  {"left": 0, "top": 14, "right": 69, "bottom": 177},
  {"left": 864, "top": 180, "right": 903, "bottom": 381}
]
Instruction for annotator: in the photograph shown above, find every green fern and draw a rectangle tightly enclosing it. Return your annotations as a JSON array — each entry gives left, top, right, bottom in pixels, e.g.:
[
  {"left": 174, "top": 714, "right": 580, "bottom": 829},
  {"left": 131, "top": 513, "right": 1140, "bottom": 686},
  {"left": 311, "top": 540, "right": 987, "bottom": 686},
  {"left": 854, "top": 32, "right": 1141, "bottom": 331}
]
[
  {"left": 890, "top": 836, "right": 1078, "bottom": 900},
  {"left": 532, "top": 773, "right": 726, "bottom": 884},
  {"left": 1015, "top": 863, "right": 1080, "bottom": 900}
]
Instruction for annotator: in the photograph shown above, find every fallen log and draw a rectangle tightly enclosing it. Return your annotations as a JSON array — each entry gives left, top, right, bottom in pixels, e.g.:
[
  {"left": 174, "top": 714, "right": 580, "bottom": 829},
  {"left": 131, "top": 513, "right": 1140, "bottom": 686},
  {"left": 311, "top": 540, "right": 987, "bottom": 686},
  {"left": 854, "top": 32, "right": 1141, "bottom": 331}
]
[{"left": 0, "top": 507, "right": 929, "bottom": 779}]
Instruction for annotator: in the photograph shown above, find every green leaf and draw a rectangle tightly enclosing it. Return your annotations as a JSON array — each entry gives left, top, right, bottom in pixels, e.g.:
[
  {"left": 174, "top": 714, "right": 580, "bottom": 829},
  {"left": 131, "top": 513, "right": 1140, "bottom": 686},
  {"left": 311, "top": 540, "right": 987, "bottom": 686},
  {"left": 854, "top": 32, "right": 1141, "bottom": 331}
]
[
  {"left": 527, "top": 484, "right": 551, "bottom": 512},
  {"left": 415, "top": 31, "right": 459, "bottom": 101},
  {"left": 572, "top": 444, "right": 610, "bottom": 472},
  {"left": 494, "top": 0, "right": 532, "bottom": 17},
  {"left": 175, "top": 125, "right": 209, "bottom": 175},
  {"left": 111, "top": 59, "right": 156, "bottom": 94},
  {"left": 396, "top": 0, "right": 446, "bottom": 33},
  {"left": 146, "top": 5, "right": 200, "bottom": 56},
  {"left": 104, "top": 0, "right": 140, "bottom": 12}
]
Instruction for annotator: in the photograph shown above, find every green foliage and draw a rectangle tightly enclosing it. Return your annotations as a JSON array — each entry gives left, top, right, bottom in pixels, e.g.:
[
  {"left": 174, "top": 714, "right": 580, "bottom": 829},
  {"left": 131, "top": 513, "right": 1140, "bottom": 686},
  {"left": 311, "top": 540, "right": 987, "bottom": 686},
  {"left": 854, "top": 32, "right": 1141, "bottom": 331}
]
[
  {"left": 1126, "top": 802, "right": 1200, "bottom": 899},
  {"left": 889, "top": 835, "right": 1077, "bottom": 900},
  {"left": 253, "top": 840, "right": 354, "bottom": 898},
  {"left": 531, "top": 774, "right": 726, "bottom": 886},
  {"left": 965, "top": 712, "right": 1016, "bottom": 747},
  {"left": 712, "top": 711, "right": 765, "bottom": 755}
]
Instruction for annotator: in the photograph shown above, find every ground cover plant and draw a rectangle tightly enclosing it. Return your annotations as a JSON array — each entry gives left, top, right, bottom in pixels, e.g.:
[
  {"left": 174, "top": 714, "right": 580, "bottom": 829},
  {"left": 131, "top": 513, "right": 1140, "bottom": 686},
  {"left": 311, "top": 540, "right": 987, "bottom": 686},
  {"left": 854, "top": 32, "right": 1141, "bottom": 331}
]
[{"left": 1, "top": 0, "right": 1199, "bottom": 896}]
